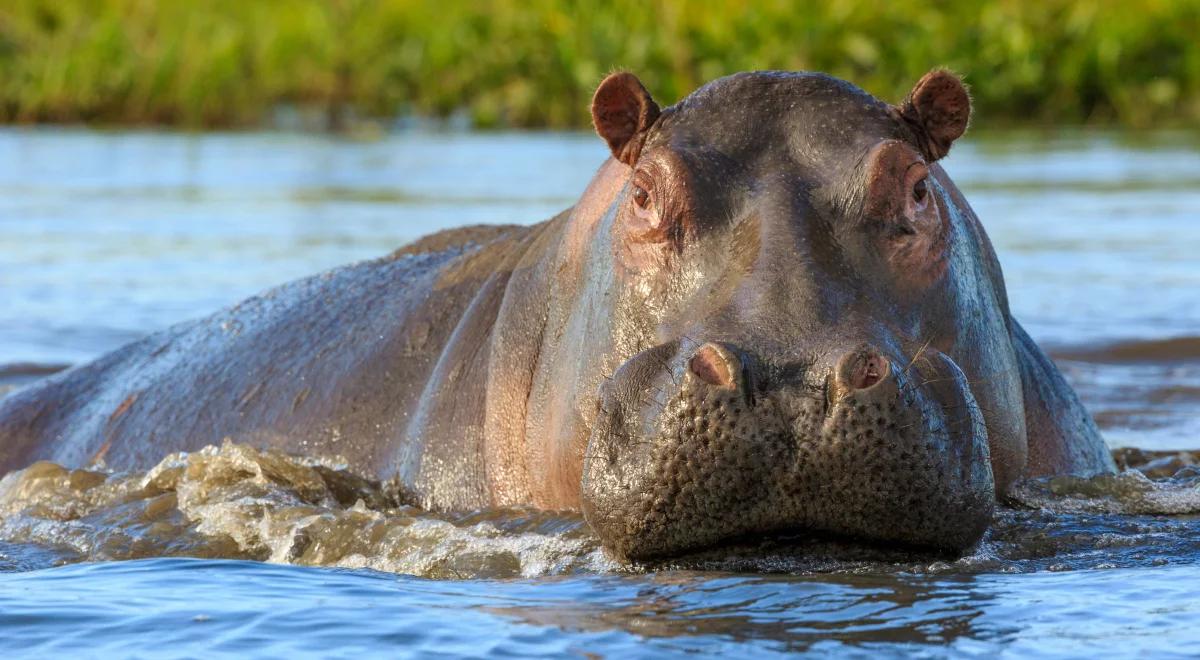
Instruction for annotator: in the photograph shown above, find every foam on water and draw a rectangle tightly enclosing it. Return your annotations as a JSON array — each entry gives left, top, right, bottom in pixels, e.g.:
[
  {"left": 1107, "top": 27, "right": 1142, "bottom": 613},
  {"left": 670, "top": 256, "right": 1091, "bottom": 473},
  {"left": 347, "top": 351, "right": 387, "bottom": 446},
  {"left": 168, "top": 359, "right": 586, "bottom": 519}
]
[
  {"left": 2, "top": 441, "right": 1199, "bottom": 579},
  {"left": 0, "top": 441, "right": 614, "bottom": 578}
]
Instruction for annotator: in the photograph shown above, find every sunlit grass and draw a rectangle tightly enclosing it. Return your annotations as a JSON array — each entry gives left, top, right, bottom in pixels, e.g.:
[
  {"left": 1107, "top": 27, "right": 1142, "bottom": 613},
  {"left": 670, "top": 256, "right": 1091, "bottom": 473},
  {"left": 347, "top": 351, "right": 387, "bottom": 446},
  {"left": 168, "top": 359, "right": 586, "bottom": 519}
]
[{"left": 1, "top": 0, "right": 1197, "bottom": 128}]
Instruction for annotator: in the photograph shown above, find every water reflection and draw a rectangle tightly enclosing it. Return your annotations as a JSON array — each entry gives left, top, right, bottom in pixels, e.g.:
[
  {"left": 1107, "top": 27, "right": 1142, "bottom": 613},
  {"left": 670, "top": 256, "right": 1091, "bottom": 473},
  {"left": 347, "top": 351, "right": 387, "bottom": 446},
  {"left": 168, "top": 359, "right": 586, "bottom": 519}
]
[
  {"left": 484, "top": 572, "right": 992, "bottom": 651},
  {"left": 4, "top": 556, "right": 1197, "bottom": 656}
]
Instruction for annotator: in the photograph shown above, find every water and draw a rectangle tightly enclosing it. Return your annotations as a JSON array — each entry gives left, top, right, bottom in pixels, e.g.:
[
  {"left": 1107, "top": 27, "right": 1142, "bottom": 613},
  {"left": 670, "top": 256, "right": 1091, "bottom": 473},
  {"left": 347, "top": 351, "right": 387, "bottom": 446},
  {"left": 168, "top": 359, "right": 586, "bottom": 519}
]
[
  {"left": 1, "top": 127, "right": 1198, "bottom": 656},
  {"left": 5, "top": 559, "right": 1200, "bottom": 657}
]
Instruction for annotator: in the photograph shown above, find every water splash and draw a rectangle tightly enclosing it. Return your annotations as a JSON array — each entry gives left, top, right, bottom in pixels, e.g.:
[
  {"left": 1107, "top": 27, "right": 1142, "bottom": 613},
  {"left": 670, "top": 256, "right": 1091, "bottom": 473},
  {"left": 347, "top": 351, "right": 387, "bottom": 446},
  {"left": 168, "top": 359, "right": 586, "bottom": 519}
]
[
  {"left": 2, "top": 442, "right": 1200, "bottom": 578},
  {"left": 1008, "top": 468, "right": 1200, "bottom": 515},
  {"left": 0, "top": 441, "right": 613, "bottom": 578}
]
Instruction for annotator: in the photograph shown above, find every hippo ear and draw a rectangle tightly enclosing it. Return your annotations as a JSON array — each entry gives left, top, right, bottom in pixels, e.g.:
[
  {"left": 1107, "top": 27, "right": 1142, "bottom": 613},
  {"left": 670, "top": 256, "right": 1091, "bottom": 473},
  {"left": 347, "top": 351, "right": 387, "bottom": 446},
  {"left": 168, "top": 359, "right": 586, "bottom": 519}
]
[
  {"left": 591, "top": 72, "right": 661, "bottom": 166},
  {"left": 896, "top": 70, "right": 971, "bottom": 161}
]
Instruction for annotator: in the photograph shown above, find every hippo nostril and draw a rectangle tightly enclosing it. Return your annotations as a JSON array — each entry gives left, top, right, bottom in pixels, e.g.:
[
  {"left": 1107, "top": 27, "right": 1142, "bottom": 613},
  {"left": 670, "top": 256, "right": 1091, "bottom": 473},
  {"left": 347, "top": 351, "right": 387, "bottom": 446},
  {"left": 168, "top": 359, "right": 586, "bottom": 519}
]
[
  {"left": 688, "top": 343, "right": 740, "bottom": 389},
  {"left": 856, "top": 355, "right": 887, "bottom": 389},
  {"left": 837, "top": 347, "right": 892, "bottom": 392}
]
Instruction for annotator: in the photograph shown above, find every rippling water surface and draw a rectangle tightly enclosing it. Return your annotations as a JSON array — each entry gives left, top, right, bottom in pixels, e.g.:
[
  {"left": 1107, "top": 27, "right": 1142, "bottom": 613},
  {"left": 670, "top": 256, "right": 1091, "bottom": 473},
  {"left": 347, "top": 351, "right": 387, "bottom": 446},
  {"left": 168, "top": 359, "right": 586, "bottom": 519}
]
[{"left": 1, "top": 127, "right": 1198, "bottom": 656}]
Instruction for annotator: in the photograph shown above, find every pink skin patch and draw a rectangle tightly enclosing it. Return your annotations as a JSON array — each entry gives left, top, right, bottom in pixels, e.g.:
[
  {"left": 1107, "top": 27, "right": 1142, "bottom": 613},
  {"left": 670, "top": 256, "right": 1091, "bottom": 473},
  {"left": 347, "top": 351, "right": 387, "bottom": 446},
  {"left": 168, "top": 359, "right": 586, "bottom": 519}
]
[
  {"left": 851, "top": 354, "right": 888, "bottom": 390},
  {"left": 864, "top": 140, "right": 951, "bottom": 292},
  {"left": 839, "top": 350, "right": 891, "bottom": 391},
  {"left": 689, "top": 344, "right": 737, "bottom": 388}
]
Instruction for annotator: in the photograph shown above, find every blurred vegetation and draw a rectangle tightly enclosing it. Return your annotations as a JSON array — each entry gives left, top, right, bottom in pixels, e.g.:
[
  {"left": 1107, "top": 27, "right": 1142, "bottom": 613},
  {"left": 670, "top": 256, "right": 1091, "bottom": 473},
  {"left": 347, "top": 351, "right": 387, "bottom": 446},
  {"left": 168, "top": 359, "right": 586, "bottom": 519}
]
[{"left": 1, "top": 0, "right": 1198, "bottom": 129}]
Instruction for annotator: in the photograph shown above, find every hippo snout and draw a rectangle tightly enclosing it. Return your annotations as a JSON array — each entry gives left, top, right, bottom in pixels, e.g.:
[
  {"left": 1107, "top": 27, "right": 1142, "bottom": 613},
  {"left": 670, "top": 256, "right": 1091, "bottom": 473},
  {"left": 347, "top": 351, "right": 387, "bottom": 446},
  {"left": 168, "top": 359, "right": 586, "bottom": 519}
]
[{"left": 581, "top": 340, "right": 996, "bottom": 561}]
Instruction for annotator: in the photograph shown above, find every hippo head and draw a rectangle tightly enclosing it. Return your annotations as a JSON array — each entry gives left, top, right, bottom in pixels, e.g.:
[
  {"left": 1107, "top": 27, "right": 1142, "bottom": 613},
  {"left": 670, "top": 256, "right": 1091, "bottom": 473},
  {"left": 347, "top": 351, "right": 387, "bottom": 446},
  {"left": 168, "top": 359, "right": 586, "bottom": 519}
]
[{"left": 574, "top": 70, "right": 1007, "bottom": 561}]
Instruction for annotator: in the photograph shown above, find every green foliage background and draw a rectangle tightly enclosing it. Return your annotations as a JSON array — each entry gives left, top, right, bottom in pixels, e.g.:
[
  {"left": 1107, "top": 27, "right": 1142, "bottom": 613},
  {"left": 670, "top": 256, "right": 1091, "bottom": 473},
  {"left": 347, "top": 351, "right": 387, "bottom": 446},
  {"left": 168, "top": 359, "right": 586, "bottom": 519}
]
[{"left": 1, "top": 0, "right": 1198, "bottom": 128}]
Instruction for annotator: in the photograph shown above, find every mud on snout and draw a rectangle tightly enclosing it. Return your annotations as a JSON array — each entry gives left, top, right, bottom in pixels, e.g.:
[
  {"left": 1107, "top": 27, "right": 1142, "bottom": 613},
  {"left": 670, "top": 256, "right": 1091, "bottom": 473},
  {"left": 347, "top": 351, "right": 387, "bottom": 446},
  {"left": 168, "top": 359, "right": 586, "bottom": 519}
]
[{"left": 581, "top": 341, "right": 995, "bottom": 561}]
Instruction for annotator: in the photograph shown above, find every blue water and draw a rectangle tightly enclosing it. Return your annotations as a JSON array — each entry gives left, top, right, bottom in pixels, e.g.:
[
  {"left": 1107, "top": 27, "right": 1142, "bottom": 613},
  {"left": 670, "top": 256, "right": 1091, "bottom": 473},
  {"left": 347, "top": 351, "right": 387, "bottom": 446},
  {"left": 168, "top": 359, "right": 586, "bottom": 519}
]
[
  {"left": 4, "top": 558, "right": 1200, "bottom": 657},
  {"left": 1, "top": 127, "right": 1199, "bottom": 656}
]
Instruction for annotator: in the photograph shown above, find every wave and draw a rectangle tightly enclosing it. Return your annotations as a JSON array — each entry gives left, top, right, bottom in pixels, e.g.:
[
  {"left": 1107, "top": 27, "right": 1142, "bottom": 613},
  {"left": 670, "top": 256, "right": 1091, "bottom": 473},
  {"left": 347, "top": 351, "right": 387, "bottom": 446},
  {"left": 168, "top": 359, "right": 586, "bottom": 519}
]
[
  {"left": 1050, "top": 336, "right": 1200, "bottom": 364},
  {"left": 2, "top": 442, "right": 1200, "bottom": 577},
  {"left": 0, "top": 363, "right": 69, "bottom": 395},
  {"left": 0, "top": 441, "right": 612, "bottom": 579}
]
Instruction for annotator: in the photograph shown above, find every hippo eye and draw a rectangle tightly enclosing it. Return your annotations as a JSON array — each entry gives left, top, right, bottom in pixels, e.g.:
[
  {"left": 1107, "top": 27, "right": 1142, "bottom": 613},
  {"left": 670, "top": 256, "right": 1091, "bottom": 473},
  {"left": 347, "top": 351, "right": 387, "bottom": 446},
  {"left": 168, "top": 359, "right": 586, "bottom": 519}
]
[
  {"left": 625, "top": 170, "right": 677, "bottom": 246},
  {"left": 912, "top": 177, "right": 928, "bottom": 203},
  {"left": 632, "top": 184, "right": 651, "bottom": 209}
]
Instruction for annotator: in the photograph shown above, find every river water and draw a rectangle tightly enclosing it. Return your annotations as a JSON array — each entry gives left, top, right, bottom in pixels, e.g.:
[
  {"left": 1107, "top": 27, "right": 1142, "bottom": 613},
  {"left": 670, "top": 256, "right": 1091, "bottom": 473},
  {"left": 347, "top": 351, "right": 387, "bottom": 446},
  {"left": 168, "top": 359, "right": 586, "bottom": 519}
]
[{"left": 0, "top": 128, "right": 1198, "bottom": 656}]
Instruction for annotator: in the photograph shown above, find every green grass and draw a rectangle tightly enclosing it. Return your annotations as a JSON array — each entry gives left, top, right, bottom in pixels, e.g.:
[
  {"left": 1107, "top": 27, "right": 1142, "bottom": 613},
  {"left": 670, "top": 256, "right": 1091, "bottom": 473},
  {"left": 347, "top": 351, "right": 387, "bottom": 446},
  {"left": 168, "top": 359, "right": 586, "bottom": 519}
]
[{"left": 1, "top": 0, "right": 1198, "bottom": 129}]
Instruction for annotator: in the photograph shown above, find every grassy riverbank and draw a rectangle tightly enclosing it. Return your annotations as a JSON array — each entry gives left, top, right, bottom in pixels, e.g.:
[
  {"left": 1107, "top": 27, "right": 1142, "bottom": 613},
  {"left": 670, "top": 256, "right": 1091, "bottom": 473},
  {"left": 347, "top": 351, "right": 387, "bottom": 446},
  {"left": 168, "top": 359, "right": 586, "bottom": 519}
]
[{"left": 1, "top": 0, "right": 1198, "bottom": 129}]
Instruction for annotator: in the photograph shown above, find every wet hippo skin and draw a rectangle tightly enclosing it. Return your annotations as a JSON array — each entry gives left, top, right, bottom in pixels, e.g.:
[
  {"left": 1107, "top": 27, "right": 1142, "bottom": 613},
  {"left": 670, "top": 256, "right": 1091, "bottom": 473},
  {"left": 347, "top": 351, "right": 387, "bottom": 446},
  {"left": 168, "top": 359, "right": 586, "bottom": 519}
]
[{"left": 0, "top": 70, "right": 1115, "bottom": 560}]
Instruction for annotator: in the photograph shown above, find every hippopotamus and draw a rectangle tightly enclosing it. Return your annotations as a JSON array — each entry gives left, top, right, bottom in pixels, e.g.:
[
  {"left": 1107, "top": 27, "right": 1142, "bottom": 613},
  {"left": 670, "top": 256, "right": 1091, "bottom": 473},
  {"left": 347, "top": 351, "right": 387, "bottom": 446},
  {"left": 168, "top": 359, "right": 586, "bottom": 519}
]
[{"left": 0, "top": 69, "right": 1114, "bottom": 560}]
